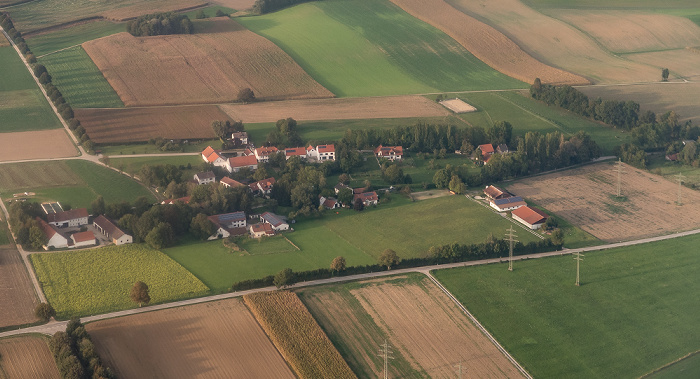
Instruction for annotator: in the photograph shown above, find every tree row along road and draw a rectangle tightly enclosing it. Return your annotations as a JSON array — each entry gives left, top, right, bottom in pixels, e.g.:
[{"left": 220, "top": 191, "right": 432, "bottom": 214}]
[{"left": 2, "top": 226, "right": 700, "bottom": 340}]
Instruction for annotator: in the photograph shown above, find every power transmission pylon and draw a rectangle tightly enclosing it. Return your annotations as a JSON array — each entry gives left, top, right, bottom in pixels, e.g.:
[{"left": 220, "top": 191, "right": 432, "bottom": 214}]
[
  {"left": 615, "top": 158, "right": 625, "bottom": 197},
  {"left": 676, "top": 172, "right": 685, "bottom": 205},
  {"left": 377, "top": 339, "right": 394, "bottom": 379},
  {"left": 505, "top": 226, "right": 518, "bottom": 271},
  {"left": 574, "top": 252, "right": 584, "bottom": 286}
]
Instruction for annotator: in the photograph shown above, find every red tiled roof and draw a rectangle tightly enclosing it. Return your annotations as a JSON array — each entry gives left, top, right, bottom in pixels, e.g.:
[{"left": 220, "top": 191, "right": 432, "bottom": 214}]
[
  {"left": 479, "top": 144, "right": 494, "bottom": 154},
  {"left": 354, "top": 191, "right": 378, "bottom": 202},
  {"left": 317, "top": 144, "right": 335, "bottom": 153},
  {"left": 256, "top": 177, "right": 276, "bottom": 191},
  {"left": 512, "top": 206, "right": 549, "bottom": 225},
  {"left": 256, "top": 146, "right": 279, "bottom": 156},
  {"left": 323, "top": 198, "right": 337, "bottom": 208},
  {"left": 93, "top": 215, "right": 126, "bottom": 239},
  {"left": 36, "top": 217, "right": 58, "bottom": 238},
  {"left": 250, "top": 223, "right": 274, "bottom": 235},
  {"left": 375, "top": 145, "right": 403, "bottom": 157},
  {"left": 47, "top": 208, "right": 88, "bottom": 223},
  {"left": 220, "top": 177, "right": 245, "bottom": 188},
  {"left": 285, "top": 147, "right": 307, "bottom": 156},
  {"left": 71, "top": 231, "right": 96, "bottom": 243},
  {"left": 229, "top": 155, "right": 258, "bottom": 168},
  {"left": 202, "top": 146, "right": 216, "bottom": 157},
  {"left": 484, "top": 185, "right": 510, "bottom": 199}
]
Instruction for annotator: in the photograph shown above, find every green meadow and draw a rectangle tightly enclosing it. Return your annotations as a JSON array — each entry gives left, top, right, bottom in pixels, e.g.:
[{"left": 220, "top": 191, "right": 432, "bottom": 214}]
[
  {"left": 238, "top": 0, "right": 524, "bottom": 97},
  {"left": 26, "top": 21, "right": 124, "bottom": 57}
]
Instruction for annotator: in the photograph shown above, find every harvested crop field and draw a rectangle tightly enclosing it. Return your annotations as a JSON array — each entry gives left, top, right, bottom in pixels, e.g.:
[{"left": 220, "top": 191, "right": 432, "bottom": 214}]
[
  {"left": 551, "top": 11, "right": 700, "bottom": 53},
  {"left": 389, "top": 0, "right": 587, "bottom": 86},
  {"left": 626, "top": 49, "right": 700, "bottom": 81},
  {"left": 0, "top": 130, "right": 77, "bottom": 162},
  {"left": 0, "top": 161, "right": 81, "bottom": 192},
  {"left": 220, "top": 95, "right": 449, "bottom": 123},
  {"left": 507, "top": 161, "right": 700, "bottom": 242},
  {"left": 300, "top": 275, "right": 525, "bottom": 378},
  {"left": 0, "top": 336, "right": 59, "bottom": 378},
  {"left": 86, "top": 298, "right": 294, "bottom": 379},
  {"left": 444, "top": 0, "right": 660, "bottom": 83},
  {"left": 75, "top": 105, "right": 230, "bottom": 143},
  {"left": 0, "top": 246, "right": 39, "bottom": 327},
  {"left": 82, "top": 18, "right": 333, "bottom": 106},
  {"left": 440, "top": 98, "right": 476, "bottom": 113}
]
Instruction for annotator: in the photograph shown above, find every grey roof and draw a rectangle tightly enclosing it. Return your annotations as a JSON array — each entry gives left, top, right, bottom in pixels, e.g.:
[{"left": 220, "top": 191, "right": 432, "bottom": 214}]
[
  {"left": 261, "top": 212, "right": 286, "bottom": 227},
  {"left": 195, "top": 171, "right": 215, "bottom": 180},
  {"left": 493, "top": 196, "right": 524, "bottom": 205},
  {"left": 217, "top": 212, "right": 246, "bottom": 223}
]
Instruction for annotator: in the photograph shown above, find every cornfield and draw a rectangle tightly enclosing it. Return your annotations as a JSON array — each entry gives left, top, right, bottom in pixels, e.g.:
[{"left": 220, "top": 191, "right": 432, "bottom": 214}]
[{"left": 244, "top": 291, "right": 356, "bottom": 379}]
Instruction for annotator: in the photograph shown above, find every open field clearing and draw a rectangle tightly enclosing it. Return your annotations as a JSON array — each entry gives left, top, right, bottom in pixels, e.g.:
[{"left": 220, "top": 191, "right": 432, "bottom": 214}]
[
  {"left": 7, "top": 0, "right": 205, "bottom": 32},
  {"left": 244, "top": 291, "right": 356, "bottom": 378},
  {"left": 76, "top": 105, "right": 231, "bottom": 143},
  {"left": 579, "top": 82, "right": 700, "bottom": 125},
  {"left": 219, "top": 95, "right": 449, "bottom": 123},
  {"left": 625, "top": 49, "right": 700, "bottom": 81},
  {"left": 434, "top": 234, "right": 700, "bottom": 378},
  {"left": 239, "top": 0, "right": 525, "bottom": 98},
  {"left": 39, "top": 46, "right": 123, "bottom": 108},
  {"left": 108, "top": 155, "right": 202, "bottom": 178},
  {"left": 0, "top": 33, "right": 8, "bottom": 47},
  {"left": 551, "top": 11, "right": 700, "bottom": 53},
  {"left": 31, "top": 244, "right": 209, "bottom": 318},
  {"left": 86, "top": 298, "right": 294, "bottom": 378},
  {"left": 0, "top": 336, "right": 59, "bottom": 378},
  {"left": 26, "top": 20, "right": 124, "bottom": 57},
  {"left": 0, "top": 161, "right": 81, "bottom": 191},
  {"left": 0, "top": 130, "right": 76, "bottom": 161},
  {"left": 83, "top": 18, "right": 333, "bottom": 106},
  {"left": 64, "top": 160, "right": 155, "bottom": 204},
  {"left": 0, "top": 246, "right": 39, "bottom": 327},
  {"left": 211, "top": 0, "right": 255, "bottom": 10},
  {"left": 0, "top": 46, "right": 62, "bottom": 133},
  {"left": 301, "top": 275, "right": 525, "bottom": 378},
  {"left": 507, "top": 161, "right": 700, "bottom": 242},
  {"left": 446, "top": 0, "right": 660, "bottom": 84},
  {"left": 648, "top": 155, "right": 700, "bottom": 189},
  {"left": 389, "top": 0, "right": 586, "bottom": 86},
  {"left": 647, "top": 352, "right": 700, "bottom": 379}
]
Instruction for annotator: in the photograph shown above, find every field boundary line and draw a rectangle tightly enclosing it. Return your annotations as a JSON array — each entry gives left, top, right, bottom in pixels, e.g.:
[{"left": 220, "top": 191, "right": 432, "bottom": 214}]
[
  {"left": 424, "top": 272, "right": 532, "bottom": 379},
  {"left": 639, "top": 349, "right": 700, "bottom": 378},
  {"left": 492, "top": 92, "right": 568, "bottom": 135},
  {"left": 282, "top": 235, "right": 300, "bottom": 251},
  {"left": 36, "top": 43, "right": 81, "bottom": 59}
]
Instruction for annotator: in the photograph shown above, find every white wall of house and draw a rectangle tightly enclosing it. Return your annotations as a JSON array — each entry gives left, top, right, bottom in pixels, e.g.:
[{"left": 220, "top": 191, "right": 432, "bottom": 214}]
[
  {"left": 512, "top": 214, "right": 543, "bottom": 230},
  {"left": 208, "top": 227, "right": 230, "bottom": 240},
  {"left": 114, "top": 234, "right": 133, "bottom": 245},
  {"left": 46, "top": 234, "right": 69, "bottom": 249},
  {"left": 72, "top": 238, "right": 96, "bottom": 248}
]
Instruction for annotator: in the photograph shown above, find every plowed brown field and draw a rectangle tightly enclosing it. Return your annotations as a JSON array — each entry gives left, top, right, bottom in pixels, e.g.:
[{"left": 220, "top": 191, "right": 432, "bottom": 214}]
[
  {"left": 301, "top": 276, "right": 525, "bottom": 378},
  {"left": 507, "top": 161, "right": 700, "bottom": 242},
  {"left": 83, "top": 18, "right": 333, "bottom": 106},
  {"left": 0, "top": 245, "right": 38, "bottom": 327},
  {"left": 552, "top": 11, "right": 700, "bottom": 54},
  {"left": 0, "top": 336, "right": 59, "bottom": 378},
  {"left": 445, "top": 0, "right": 660, "bottom": 83},
  {"left": 86, "top": 298, "right": 295, "bottom": 379},
  {"left": 0, "top": 129, "right": 77, "bottom": 162},
  {"left": 388, "top": 0, "right": 588, "bottom": 86},
  {"left": 75, "top": 105, "right": 231, "bottom": 143}
]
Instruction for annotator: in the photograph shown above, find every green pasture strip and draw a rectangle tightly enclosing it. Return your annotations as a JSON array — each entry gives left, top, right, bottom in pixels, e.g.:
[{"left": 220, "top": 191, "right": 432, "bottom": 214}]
[
  {"left": 523, "top": 0, "right": 700, "bottom": 9},
  {"left": 648, "top": 155, "right": 700, "bottom": 189},
  {"left": 0, "top": 46, "right": 36, "bottom": 91},
  {"left": 38, "top": 46, "right": 123, "bottom": 108},
  {"left": 97, "top": 139, "right": 220, "bottom": 156},
  {"left": 108, "top": 155, "right": 202, "bottom": 178},
  {"left": 180, "top": 5, "right": 236, "bottom": 20},
  {"left": 238, "top": 0, "right": 523, "bottom": 98},
  {"left": 26, "top": 21, "right": 124, "bottom": 57},
  {"left": 240, "top": 235, "right": 298, "bottom": 255},
  {"left": 434, "top": 234, "right": 700, "bottom": 379},
  {"left": 64, "top": 160, "right": 155, "bottom": 204},
  {"left": 646, "top": 352, "right": 700, "bottom": 379},
  {"left": 31, "top": 244, "right": 210, "bottom": 318}
]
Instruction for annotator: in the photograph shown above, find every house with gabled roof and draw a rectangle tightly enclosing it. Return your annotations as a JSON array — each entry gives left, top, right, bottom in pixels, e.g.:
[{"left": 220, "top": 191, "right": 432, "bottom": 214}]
[
  {"left": 231, "top": 132, "right": 248, "bottom": 145},
  {"left": 512, "top": 206, "right": 549, "bottom": 230},
  {"left": 220, "top": 177, "right": 246, "bottom": 189},
  {"left": 71, "top": 231, "right": 97, "bottom": 248},
  {"left": 306, "top": 144, "right": 335, "bottom": 161},
  {"left": 483, "top": 185, "right": 512, "bottom": 201},
  {"left": 375, "top": 145, "right": 403, "bottom": 161},
  {"left": 478, "top": 144, "right": 495, "bottom": 163},
  {"left": 249, "top": 177, "right": 276, "bottom": 196},
  {"left": 201, "top": 146, "right": 226, "bottom": 167},
  {"left": 285, "top": 147, "right": 308, "bottom": 160},
  {"left": 194, "top": 171, "right": 216, "bottom": 185},
  {"left": 36, "top": 217, "right": 69, "bottom": 249},
  {"left": 334, "top": 182, "right": 349, "bottom": 194},
  {"left": 93, "top": 215, "right": 132, "bottom": 245},
  {"left": 249, "top": 223, "right": 275, "bottom": 238},
  {"left": 226, "top": 155, "right": 258, "bottom": 173},
  {"left": 490, "top": 196, "right": 526, "bottom": 212},
  {"left": 354, "top": 191, "right": 379, "bottom": 206},
  {"left": 254, "top": 146, "right": 279, "bottom": 162},
  {"left": 207, "top": 211, "right": 247, "bottom": 240},
  {"left": 260, "top": 212, "right": 289, "bottom": 231},
  {"left": 320, "top": 196, "right": 340, "bottom": 209},
  {"left": 47, "top": 208, "right": 88, "bottom": 228},
  {"left": 497, "top": 144, "right": 509, "bottom": 154}
]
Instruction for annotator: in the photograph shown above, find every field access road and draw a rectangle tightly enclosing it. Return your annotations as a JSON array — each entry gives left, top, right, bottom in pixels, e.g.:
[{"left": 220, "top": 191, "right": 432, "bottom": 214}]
[{"left": 2, "top": 225, "right": 700, "bottom": 341}]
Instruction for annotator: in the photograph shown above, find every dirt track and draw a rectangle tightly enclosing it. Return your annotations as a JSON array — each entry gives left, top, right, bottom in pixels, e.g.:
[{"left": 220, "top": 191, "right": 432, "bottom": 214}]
[{"left": 0, "top": 129, "right": 77, "bottom": 162}]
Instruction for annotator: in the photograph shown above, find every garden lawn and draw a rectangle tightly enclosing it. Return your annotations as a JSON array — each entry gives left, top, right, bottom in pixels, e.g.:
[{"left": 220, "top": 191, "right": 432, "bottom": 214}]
[
  {"left": 0, "top": 46, "right": 61, "bottom": 132},
  {"left": 238, "top": 0, "right": 523, "bottom": 97},
  {"left": 434, "top": 234, "right": 700, "bottom": 379},
  {"left": 26, "top": 21, "right": 125, "bottom": 57},
  {"left": 31, "top": 244, "right": 210, "bottom": 318},
  {"left": 64, "top": 160, "right": 155, "bottom": 204},
  {"left": 39, "top": 46, "right": 123, "bottom": 108}
]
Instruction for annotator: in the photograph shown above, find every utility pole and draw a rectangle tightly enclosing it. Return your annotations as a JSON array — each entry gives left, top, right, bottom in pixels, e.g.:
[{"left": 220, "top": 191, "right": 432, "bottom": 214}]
[
  {"left": 377, "top": 339, "right": 394, "bottom": 379},
  {"left": 455, "top": 361, "right": 464, "bottom": 379},
  {"left": 676, "top": 172, "right": 685, "bottom": 205},
  {"left": 615, "top": 158, "right": 624, "bottom": 197},
  {"left": 574, "top": 252, "right": 584, "bottom": 286},
  {"left": 505, "top": 226, "right": 518, "bottom": 271}
]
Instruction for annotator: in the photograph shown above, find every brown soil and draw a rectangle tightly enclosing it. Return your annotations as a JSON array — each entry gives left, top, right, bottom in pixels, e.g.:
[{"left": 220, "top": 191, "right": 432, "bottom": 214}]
[
  {"left": 626, "top": 49, "right": 700, "bottom": 81},
  {"left": 0, "top": 336, "right": 59, "bottom": 378},
  {"left": 75, "top": 105, "right": 231, "bottom": 143},
  {"left": 388, "top": 0, "right": 589, "bottom": 85},
  {"left": 0, "top": 129, "right": 77, "bottom": 162},
  {"left": 412, "top": 189, "right": 453, "bottom": 201},
  {"left": 0, "top": 33, "right": 9, "bottom": 47},
  {"left": 219, "top": 95, "right": 449, "bottom": 123},
  {"left": 82, "top": 18, "right": 333, "bottom": 106},
  {"left": 86, "top": 298, "right": 295, "bottom": 379},
  {"left": 0, "top": 245, "right": 39, "bottom": 327},
  {"left": 507, "top": 161, "right": 700, "bottom": 242}
]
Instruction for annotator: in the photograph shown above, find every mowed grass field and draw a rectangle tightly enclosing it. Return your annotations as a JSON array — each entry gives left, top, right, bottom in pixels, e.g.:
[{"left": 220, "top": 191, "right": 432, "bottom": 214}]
[
  {"left": 238, "top": 0, "right": 524, "bottom": 98},
  {"left": 39, "top": 46, "right": 123, "bottom": 108},
  {"left": 0, "top": 46, "right": 61, "bottom": 132},
  {"left": 26, "top": 21, "right": 125, "bottom": 57},
  {"left": 647, "top": 352, "right": 700, "bottom": 379},
  {"left": 108, "top": 155, "right": 202, "bottom": 179},
  {"left": 31, "top": 244, "right": 210, "bottom": 318},
  {"left": 434, "top": 234, "right": 700, "bottom": 378}
]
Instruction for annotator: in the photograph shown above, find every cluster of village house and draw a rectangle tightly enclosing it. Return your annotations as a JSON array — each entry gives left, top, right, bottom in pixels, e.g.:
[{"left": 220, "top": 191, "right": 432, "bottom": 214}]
[
  {"left": 483, "top": 185, "right": 549, "bottom": 230},
  {"left": 35, "top": 205, "right": 134, "bottom": 250},
  {"left": 471, "top": 143, "right": 509, "bottom": 164}
]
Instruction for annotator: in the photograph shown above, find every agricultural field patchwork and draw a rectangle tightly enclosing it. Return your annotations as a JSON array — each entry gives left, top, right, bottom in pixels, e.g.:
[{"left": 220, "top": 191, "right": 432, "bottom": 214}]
[
  {"left": 25, "top": 20, "right": 125, "bottom": 57},
  {"left": 434, "top": 233, "right": 700, "bottom": 378},
  {"left": 0, "top": 336, "right": 59, "bottom": 378},
  {"left": 0, "top": 246, "right": 39, "bottom": 327},
  {"left": 238, "top": 0, "right": 525, "bottom": 98},
  {"left": 107, "top": 155, "right": 202, "bottom": 179},
  {"left": 0, "top": 130, "right": 76, "bottom": 162},
  {"left": 82, "top": 18, "right": 333, "bottom": 106},
  {"left": 300, "top": 274, "right": 525, "bottom": 378},
  {"left": 31, "top": 244, "right": 210, "bottom": 318},
  {"left": 0, "top": 161, "right": 82, "bottom": 192},
  {"left": 244, "top": 291, "right": 356, "bottom": 379},
  {"left": 86, "top": 298, "right": 295, "bottom": 378},
  {"left": 507, "top": 161, "right": 700, "bottom": 242}
]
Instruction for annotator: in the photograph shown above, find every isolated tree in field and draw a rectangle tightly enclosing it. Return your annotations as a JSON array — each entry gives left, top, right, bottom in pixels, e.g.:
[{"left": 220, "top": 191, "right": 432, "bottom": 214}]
[
  {"left": 274, "top": 268, "right": 295, "bottom": 288},
  {"left": 331, "top": 256, "right": 346, "bottom": 273},
  {"left": 195, "top": 9, "right": 207, "bottom": 19},
  {"left": 551, "top": 229, "right": 564, "bottom": 245},
  {"left": 237, "top": 88, "right": 255, "bottom": 103},
  {"left": 130, "top": 281, "right": 150, "bottom": 307},
  {"left": 379, "top": 249, "right": 400, "bottom": 270},
  {"left": 662, "top": 68, "right": 670, "bottom": 82},
  {"left": 34, "top": 302, "right": 56, "bottom": 321}
]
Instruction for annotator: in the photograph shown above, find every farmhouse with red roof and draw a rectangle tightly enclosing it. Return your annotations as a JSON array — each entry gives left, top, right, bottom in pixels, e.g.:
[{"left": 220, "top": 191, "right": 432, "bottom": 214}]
[
  {"left": 226, "top": 155, "right": 258, "bottom": 173},
  {"left": 254, "top": 146, "right": 279, "bottom": 162},
  {"left": 511, "top": 206, "right": 549, "bottom": 230},
  {"left": 36, "top": 217, "right": 69, "bottom": 249},
  {"left": 354, "top": 191, "right": 379, "bottom": 206},
  {"left": 375, "top": 145, "right": 403, "bottom": 161},
  {"left": 71, "top": 231, "right": 97, "bottom": 248}
]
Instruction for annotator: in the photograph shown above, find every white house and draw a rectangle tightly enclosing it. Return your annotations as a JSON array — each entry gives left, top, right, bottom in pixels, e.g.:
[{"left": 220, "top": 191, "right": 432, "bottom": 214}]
[
  {"left": 93, "top": 215, "right": 133, "bottom": 245},
  {"left": 194, "top": 171, "right": 216, "bottom": 185},
  {"left": 249, "top": 177, "right": 276, "bottom": 196},
  {"left": 37, "top": 217, "right": 69, "bottom": 249},
  {"left": 490, "top": 196, "right": 526, "bottom": 212},
  {"left": 375, "top": 145, "right": 403, "bottom": 161},
  {"left": 285, "top": 147, "right": 308, "bottom": 160},
  {"left": 70, "top": 231, "right": 97, "bottom": 248},
  {"left": 47, "top": 208, "right": 88, "bottom": 228},
  {"left": 354, "top": 191, "right": 379, "bottom": 206},
  {"left": 249, "top": 223, "right": 275, "bottom": 238},
  {"left": 512, "top": 206, "right": 549, "bottom": 230},
  {"left": 207, "top": 212, "right": 247, "bottom": 240},
  {"left": 254, "top": 146, "right": 279, "bottom": 162},
  {"left": 306, "top": 144, "right": 335, "bottom": 161},
  {"left": 226, "top": 155, "right": 258, "bottom": 173},
  {"left": 260, "top": 212, "right": 289, "bottom": 231}
]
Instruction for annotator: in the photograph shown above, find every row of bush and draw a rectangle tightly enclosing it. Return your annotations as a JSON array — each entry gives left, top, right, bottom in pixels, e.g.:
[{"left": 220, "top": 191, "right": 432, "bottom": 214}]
[
  {"left": 49, "top": 319, "right": 115, "bottom": 379},
  {"left": 231, "top": 238, "right": 560, "bottom": 291}
]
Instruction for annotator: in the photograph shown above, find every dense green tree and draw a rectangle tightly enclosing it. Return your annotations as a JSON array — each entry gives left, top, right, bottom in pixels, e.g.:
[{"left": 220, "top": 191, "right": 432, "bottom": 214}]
[
  {"left": 237, "top": 88, "right": 255, "bottom": 103},
  {"left": 127, "top": 12, "right": 193, "bottom": 36},
  {"left": 433, "top": 169, "right": 450, "bottom": 188},
  {"left": 337, "top": 187, "right": 353, "bottom": 206},
  {"left": 35, "top": 303, "right": 56, "bottom": 321},
  {"left": 488, "top": 121, "right": 513, "bottom": 145},
  {"left": 331, "top": 256, "right": 346, "bottom": 273},
  {"left": 379, "top": 249, "right": 400, "bottom": 270},
  {"left": 190, "top": 213, "right": 216, "bottom": 240},
  {"left": 145, "top": 222, "right": 175, "bottom": 249},
  {"left": 273, "top": 268, "right": 295, "bottom": 288},
  {"left": 662, "top": 68, "right": 670, "bottom": 82},
  {"left": 130, "top": 281, "right": 150, "bottom": 307},
  {"left": 353, "top": 198, "right": 364, "bottom": 212}
]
